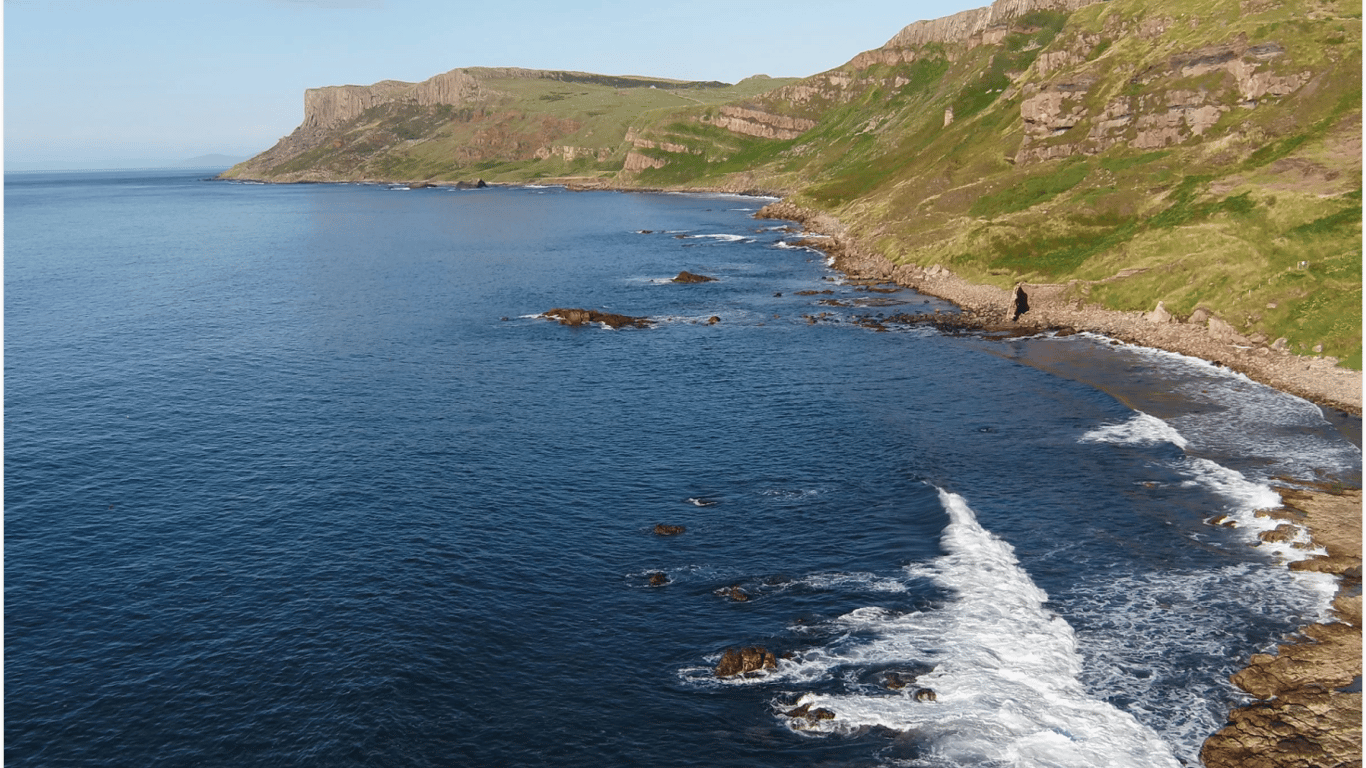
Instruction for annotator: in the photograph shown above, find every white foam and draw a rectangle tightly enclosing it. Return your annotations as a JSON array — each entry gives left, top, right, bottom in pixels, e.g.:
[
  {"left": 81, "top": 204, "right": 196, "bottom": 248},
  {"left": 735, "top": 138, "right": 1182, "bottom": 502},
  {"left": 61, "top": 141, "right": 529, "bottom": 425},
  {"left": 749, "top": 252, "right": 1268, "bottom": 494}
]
[
  {"left": 684, "top": 233, "right": 751, "bottom": 243},
  {"left": 1060, "top": 335, "right": 1361, "bottom": 477},
  {"left": 798, "top": 572, "right": 910, "bottom": 594},
  {"left": 776, "top": 491, "right": 1183, "bottom": 768},
  {"left": 1180, "top": 457, "right": 1325, "bottom": 562},
  {"left": 1078, "top": 413, "right": 1328, "bottom": 565},
  {"left": 1079, "top": 412, "right": 1189, "bottom": 449},
  {"left": 1060, "top": 561, "right": 1336, "bottom": 757}
]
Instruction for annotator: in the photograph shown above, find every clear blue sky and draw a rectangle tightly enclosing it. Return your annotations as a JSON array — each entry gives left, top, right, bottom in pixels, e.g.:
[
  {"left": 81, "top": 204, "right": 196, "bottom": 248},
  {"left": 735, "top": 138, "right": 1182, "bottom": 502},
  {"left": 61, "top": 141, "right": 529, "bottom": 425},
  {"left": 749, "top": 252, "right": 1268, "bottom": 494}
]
[{"left": 4, "top": 0, "right": 983, "bottom": 169}]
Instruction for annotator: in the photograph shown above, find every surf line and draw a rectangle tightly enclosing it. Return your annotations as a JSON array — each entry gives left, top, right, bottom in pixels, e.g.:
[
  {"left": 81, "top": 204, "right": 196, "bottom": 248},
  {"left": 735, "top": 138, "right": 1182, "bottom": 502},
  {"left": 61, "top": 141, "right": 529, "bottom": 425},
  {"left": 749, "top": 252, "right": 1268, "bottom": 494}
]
[{"left": 781, "top": 489, "right": 1182, "bottom": 768}]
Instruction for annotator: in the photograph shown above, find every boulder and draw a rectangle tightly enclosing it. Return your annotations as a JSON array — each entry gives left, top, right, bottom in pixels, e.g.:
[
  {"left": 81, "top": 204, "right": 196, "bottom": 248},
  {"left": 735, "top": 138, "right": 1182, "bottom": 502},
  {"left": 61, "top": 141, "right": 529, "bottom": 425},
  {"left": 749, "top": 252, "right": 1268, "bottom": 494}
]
[
  {"left": 707, "top": 316, "right": 721, "bottom": 325},
  {"left": 672, "top": 270, "right": 717, "bottom": 283},
  {"left": 1148, "top": 301, "right": 1174, "bottom": 324},
  {"left": 914, "top": 688, "right": 938, "bottom": 702},
  {"left": 714, "top": 646, "right": 777, "bottom": 677},
  {"left": 648, "top": 571, "right": 669, "bottom": 586},
  {"left": 653, "top": 523, "right": 686, "bottom": 536}
]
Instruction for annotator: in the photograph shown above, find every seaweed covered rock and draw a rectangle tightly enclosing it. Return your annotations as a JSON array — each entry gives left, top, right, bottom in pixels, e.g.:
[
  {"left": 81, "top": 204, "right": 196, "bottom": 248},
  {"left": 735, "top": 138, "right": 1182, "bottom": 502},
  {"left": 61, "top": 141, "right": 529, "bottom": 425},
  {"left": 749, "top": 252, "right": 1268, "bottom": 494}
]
[
  {"left": 672, "top": 271, "right": 717, "bottom": 283},
  {"left": 714, "top": 646, "right": 776, "bottom": 677},
  {"left": 543, "top": 308, "right": 651, "bottom": 329}
]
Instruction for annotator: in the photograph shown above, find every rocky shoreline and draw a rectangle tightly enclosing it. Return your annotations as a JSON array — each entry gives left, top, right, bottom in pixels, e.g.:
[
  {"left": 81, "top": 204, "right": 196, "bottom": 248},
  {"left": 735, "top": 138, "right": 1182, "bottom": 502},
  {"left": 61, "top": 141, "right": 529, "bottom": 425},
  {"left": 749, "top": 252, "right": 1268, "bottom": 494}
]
[
  {"left": 755, "top": 199, "right": 1362, "bottom": 767},
  {"left": 755, "top": 201, "right": 1361, "bottom": 416}
]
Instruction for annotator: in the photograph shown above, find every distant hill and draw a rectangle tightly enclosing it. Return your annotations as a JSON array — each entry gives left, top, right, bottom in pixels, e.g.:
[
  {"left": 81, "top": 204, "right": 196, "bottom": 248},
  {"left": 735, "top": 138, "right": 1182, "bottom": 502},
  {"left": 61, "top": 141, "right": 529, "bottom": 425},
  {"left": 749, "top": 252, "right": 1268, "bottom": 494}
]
[{"left": 223, "top": 0, "right": 1361, "bottom": 368}]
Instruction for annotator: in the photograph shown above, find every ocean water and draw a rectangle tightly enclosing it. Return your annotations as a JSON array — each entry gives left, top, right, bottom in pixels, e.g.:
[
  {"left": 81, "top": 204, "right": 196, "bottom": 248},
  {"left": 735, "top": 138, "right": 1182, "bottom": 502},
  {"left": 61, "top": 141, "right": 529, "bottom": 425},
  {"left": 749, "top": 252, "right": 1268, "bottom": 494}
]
[{"left": 6, "top": 169, "right": 1360, "bottom": 767}]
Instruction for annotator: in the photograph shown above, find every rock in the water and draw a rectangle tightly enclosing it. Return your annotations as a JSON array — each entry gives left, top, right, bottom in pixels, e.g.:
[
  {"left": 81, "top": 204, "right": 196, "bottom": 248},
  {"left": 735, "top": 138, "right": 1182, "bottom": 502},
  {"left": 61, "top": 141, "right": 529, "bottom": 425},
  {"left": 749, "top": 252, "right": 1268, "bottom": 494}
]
[
  {"left": 543, "top": 308, "right": 652, "bottom": 329},
  {"left": 714, "top": 646, "right": 777, "bottom": 677},
  {"left": 707, "top": 316, "right": 721, "bottom": 325},
  {"left": 721, "top": 586, "right": 749, "bottom": 602},
  {"left": 784, "top": 703, "right": 836, "bottom": 723},
  {"left": 648, "top": 571, "right": 669, "bottom": 586},
  {"left": 653, "top": 523, "right": 686, "bottom": 536},
  {"left": 673, "top": 270, "right": 717, "bottom": 283},
  {"left": 885, "top": 672, "right": 909, "bottom": 690},
  {"left": 914, "top": 688, "right": 937, "bottom": 702}
]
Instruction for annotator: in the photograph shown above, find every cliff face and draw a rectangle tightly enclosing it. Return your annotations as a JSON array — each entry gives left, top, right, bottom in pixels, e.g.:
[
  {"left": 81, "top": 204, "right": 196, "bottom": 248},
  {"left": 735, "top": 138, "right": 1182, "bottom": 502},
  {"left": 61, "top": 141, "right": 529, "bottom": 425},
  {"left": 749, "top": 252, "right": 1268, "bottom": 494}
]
[
  {"left": 885, "top": 0, "right": 1103, "bottom": 49},
  {"left": 302, "top": 70, "right": 491, "bottom": 132}
]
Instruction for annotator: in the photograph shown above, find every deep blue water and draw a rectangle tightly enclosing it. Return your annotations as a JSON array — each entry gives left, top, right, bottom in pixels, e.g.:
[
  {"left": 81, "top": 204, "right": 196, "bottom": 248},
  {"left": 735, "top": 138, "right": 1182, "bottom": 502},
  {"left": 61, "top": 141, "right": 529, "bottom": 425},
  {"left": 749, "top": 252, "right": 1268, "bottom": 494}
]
[{"left": 6, "top": 169, "right": 1361, "bottom": 767}]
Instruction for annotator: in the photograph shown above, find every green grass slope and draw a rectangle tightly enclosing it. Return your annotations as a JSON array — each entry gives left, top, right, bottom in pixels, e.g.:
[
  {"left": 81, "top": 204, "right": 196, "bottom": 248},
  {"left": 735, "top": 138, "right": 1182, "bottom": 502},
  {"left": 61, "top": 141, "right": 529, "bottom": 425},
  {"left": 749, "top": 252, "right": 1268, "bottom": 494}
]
[{"left": 624, "top": 0, "right": 1361, "bottom": 368}]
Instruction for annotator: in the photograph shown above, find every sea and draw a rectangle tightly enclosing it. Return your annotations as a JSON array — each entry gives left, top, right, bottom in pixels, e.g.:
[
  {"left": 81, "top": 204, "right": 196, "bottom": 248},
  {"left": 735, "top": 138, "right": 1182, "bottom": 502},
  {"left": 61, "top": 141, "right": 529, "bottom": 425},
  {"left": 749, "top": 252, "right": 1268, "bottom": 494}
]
[{"left": 5, "top": 168, "right": 1361, "bottom": 768}]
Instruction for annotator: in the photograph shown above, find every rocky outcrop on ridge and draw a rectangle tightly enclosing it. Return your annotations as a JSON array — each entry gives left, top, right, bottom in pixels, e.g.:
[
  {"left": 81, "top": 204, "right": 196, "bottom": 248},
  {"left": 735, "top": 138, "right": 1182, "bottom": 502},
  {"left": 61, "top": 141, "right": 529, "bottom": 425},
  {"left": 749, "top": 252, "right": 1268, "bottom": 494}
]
[{"left": 702, "top": 106, "right": 817, "bottom": 141}]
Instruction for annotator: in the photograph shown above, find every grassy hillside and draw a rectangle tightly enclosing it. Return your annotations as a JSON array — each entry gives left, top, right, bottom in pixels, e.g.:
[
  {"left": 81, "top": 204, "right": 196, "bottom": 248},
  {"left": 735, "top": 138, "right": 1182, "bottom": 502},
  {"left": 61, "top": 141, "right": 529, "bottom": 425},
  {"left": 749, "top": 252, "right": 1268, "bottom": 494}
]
[
  {"left": 224, "top": 0, "right": 1361, "bottom": 368},
  {"left": 624, "top": 0, "right": 1362, "bottom": 368}
]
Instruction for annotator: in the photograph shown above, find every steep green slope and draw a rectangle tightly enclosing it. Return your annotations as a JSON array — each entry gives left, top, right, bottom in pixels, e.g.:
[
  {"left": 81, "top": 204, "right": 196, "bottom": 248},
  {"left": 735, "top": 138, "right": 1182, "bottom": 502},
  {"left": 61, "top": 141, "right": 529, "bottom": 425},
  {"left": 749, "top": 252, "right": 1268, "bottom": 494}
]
[{"left": 624, "top": 0, "right": 1361, "bottom": 367}]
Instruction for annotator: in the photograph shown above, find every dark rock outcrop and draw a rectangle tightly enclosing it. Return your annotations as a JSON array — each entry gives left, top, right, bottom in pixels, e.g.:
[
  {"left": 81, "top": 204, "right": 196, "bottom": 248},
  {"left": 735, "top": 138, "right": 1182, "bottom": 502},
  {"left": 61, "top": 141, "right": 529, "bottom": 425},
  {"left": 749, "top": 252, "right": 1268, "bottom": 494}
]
[
  {"left": 653, "top": 523, "right": 686, "bottom": 536},
  {"left": 785, "top": 703, "right": 836, "bottom": 721},
  {"left": 672, "top": 270, "right": 717, "bottom": 283},
  {"left": 543, "top": 308, "right": 652, "bottom": 329},
  {"left": 914, "top": 688, "right": 938, "bottom": 701},
  {"left": 1011, "top": 284, "right": 1030, "bottom": 321},
  {"left": 648, "top": 571, "right": 669, "bottom": 586},
  {"left": 714, "top": 646, "right": 777, "bottom": 677}
]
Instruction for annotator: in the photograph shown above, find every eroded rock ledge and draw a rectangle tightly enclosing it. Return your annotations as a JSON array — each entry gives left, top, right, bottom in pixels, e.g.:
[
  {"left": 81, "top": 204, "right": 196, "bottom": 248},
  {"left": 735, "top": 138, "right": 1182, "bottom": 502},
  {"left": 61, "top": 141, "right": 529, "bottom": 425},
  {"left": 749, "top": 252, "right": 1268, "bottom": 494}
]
[{"left": 1201, "top": 488, "right": 1362, "bottom": 768}]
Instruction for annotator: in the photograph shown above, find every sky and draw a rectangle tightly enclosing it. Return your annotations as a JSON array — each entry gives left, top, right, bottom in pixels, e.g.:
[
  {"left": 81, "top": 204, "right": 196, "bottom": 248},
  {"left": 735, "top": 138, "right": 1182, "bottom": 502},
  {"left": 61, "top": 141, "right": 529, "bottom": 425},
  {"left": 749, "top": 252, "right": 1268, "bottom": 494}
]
[{"left": 4, "top": 0, "right": 985, "bottom": 170}]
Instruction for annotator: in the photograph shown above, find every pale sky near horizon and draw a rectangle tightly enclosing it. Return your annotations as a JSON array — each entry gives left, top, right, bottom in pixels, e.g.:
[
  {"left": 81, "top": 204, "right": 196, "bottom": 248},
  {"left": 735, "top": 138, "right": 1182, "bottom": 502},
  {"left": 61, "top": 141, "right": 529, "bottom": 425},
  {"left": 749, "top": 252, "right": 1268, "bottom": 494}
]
[{"left": 4, "top": 0, "right": 984, "bottom": 170}]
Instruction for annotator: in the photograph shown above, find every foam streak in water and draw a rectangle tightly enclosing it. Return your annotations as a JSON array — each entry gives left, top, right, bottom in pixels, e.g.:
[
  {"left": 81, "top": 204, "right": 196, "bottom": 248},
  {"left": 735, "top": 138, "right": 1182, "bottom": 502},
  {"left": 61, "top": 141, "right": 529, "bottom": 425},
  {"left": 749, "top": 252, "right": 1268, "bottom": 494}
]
[
  {"left": 1079, "top": 411, "right": 1189, "bottom": 449},
  {"left": 781, "top": 490, "right": 1182, "bottom": 767}
]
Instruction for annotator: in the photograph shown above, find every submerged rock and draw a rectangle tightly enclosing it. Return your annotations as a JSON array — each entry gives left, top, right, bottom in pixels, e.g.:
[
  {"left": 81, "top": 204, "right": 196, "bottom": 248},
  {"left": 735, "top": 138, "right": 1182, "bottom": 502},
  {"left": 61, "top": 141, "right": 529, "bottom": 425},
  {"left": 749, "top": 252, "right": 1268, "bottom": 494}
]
[
  {"left": 714, "top": 646, "right": 776, "bottom": 677},
  {"left": 653, "top": 523, "right": 686, "bottom": 536},
  {"left": 718, "top": 585, "right": 749, "bottom": 602}
]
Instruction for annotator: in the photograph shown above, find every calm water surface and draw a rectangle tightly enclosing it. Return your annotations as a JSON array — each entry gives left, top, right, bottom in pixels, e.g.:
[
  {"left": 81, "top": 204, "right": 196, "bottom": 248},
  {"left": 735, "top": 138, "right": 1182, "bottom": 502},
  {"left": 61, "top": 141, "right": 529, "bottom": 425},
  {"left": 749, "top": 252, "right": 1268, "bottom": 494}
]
[{"left": 6, "top": 170, "right": 1360, "bottom": 767}]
